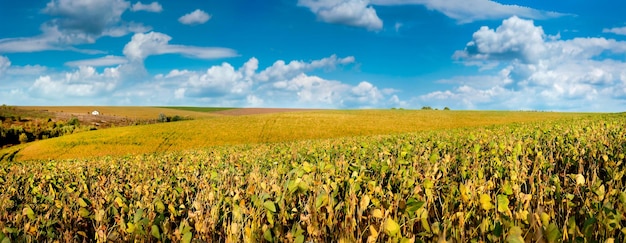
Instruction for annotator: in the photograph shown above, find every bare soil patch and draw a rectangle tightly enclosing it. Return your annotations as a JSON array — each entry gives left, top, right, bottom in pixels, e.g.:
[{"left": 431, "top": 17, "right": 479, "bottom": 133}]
[
  {"left": 213, "top": 108, "right": 319, "bottom": 116},
  {"left": 54, "top": 112, "right": 142, "bottom": 128}
]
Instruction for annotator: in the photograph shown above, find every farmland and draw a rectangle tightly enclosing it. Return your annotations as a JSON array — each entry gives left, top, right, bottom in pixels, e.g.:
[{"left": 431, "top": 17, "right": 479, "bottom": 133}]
[
  {"left": 1, "top": 109, "right": 589, "bottom": 161},
  {"left": 18, "top": 106, "right": 225, "bottom": 120},
  {"left": 0, "top": 109, "right": 625, "bottom": 242}
]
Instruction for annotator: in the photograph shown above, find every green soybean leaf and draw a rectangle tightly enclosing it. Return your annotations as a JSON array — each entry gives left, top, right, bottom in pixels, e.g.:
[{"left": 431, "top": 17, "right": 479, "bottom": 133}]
[{"left": 263, "top": 201, "right": 276, "bottom": 213}]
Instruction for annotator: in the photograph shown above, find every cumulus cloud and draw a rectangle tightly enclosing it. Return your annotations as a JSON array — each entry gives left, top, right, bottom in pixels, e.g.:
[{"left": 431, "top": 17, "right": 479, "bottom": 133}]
[
  {"left": 154, "top": 55, "right": 399, "bottom": 108},
  {"left": 122, "top": 32, "right": 237, "bottom": 61},
  {"left": 65, "top": 55, "right": 129, "bottom": 67},
  {"left": 257, "top": 54, "right": 355, "bottom": 81},
  {"left": 131, "top": 1, "right": 162, "bottom": 12},
  {"left": 603, "top": 26, "right": 626, "bottom": 36},
  {"left": 298, "top": 0, "right": 383, "bottom": 31},
  {"left": 270, "top": 74, "right": 368, "bottom": 106},
  {"left": 371, "top": 0, "right": 566, "bottom": 23},
  {"left": 422, "top": 16, "right": 626, "bottom": 111},
  {"left": 30, "top": 66, "right": 121, "bottom": 98},
  {"left": 2, "top": 53, "right": 399, "bottom": 108},
  {"left": 184, "top": 61, "right": 255, "bottom": 97},
  {"left": 178, "top": 9, "right": 211, "bottom": 25},
  {"left": 453, "top": 16, "right": 547, "bottom": 63},
  {"left": 455, "top": 16, "right": 626, "bottom": 64}
]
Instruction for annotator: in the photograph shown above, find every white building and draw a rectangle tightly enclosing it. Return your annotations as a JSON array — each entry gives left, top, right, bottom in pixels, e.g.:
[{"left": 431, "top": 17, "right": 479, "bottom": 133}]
[{"left": 91, "top": 110, "right": 100, "bottom": 116}]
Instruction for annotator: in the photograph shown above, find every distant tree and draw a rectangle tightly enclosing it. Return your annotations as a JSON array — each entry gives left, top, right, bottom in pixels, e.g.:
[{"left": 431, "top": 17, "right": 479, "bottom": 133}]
[
  {"left": 444, "top": 107, "right": 450, "bottom": 110},
  {"left": 421, "top": 106, "right": 433, "bottom": 110},
  {"left": 170, "top": 115, "right": 183, "bottom": 122},
  {"left": 67, "top": 117, "right": 80, "bottom": 126},
  {"left": 158, "top": 113, "right": 168, "bottom": 122},
  {"left": 19, "top": 133, "right": 28, "bottom": 144}
]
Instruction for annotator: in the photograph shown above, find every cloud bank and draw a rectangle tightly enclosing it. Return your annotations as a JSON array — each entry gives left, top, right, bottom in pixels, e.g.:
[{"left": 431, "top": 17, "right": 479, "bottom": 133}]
[
  {"left": 420, "top": 16, "right": 626, "bottom": 111},
  {"left": 299, "top": 0, "right": 566, "bottom": 30}
]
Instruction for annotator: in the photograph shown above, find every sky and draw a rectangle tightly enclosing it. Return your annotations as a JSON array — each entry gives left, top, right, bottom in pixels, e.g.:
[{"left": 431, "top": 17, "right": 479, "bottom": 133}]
[{"left": 1, "top": 0, "right": 626, "bottom": 111}]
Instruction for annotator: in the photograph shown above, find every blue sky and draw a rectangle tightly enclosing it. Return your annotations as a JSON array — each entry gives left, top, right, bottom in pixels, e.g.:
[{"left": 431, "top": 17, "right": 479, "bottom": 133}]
[{"left": 1, "top": 0, "right": 626, "bottom": 111}]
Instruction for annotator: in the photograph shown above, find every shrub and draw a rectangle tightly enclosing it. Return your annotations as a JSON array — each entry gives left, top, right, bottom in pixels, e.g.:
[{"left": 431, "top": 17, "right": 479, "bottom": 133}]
[
  {"left": 19, "top": 133, "right": 28, "bottom": 144},
  {"left": 67, "top": 117, "right": 80, "bottom": 126},
  {"left": 158, "top": 113, "right": 168, "bottom": 122}
]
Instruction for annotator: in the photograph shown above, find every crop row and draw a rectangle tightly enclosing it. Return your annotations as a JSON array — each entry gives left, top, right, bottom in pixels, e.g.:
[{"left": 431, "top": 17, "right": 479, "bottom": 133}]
[{"left": 0, "top": 114, "right": 625, "bottom": 242}]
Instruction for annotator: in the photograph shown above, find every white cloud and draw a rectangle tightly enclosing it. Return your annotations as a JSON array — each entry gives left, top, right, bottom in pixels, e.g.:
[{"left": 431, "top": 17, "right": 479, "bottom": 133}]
[
  {"left": 264, "top": 74, "right": 387, "bottom": 107},
  {"left": 603, "top": 26, "right": 626, "bottom": 35},
  {"left": 0, "top": 0, "right": 151, "bottom": 54},
  {"left": 131, "top": 1, "right": 163, "bottom": 12},
  {"left": 4, "top": 53, "right": 398, "bottom": 108},
  {"left": 270, "top": 74, "right": 352, "bottom": 105},
  {"left": 298, "top": 0, "right": 383, "bottom": 31},
  {"left": 122, "top": 32, "right": 237, "bottom": 61},
  {"left": 103, "top": 22, "right": 151, "bottom": 38},
  {"left": 43, "top": 0, "right": 131, "bottom": 35},
  {"left": 152, "top": 55, "right": 399, "bottom": 108},
  {"left": 453, "top": 16, "right": 546, "bottom": 63},
  {"left": 297, "top": 0, "right": 564, "bottom": 31},
  {"left": 162, "top": 69, "right": 192, "bottom": 79},
  {"left": 65, "top": 55, "right": 129, "bottom": 67},
  {"left": 178, "top": 9, "right": 211, "bottom": 25},
  {"left": 0, "top": 25, "right": 107, "bottom": 54},
  {"left": 6, "top": 65, "right": 47, "bottom": 76},
  {"left": 423, "top": 16, "right": 626, "bottom": 111},
  {"left": 371, "top": 0, "right": 566, "bottom": 23},
  {"left": 0, "top": 56, "right": 10, "bottom": 77},
  {"left": 30, "top": 66, "right": 121, "bottom": 98},
  {"left": 455, "top": 16, "right": 626, "bottom": 65},
  {"left": 185, "top": 62, "right": 252, "bottom": 97},
  {"left": 257, "top": 54, "right": 355, "bottom": 81}
]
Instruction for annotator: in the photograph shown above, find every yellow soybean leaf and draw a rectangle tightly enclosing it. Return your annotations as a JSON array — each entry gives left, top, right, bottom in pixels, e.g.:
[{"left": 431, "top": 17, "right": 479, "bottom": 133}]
[
  {"left": 126, "top": 222, "right": 136, "bottom": 233},
  {"left": 151, "top": 225, "right": 161, "bottom": 239},
  {"left": 182, "top": 232, "right": 192, "bottom": 243},
  {"left": 371, "top": 209, "right": 384, "bottom": 219},
  {"left": 460, "top": 184, "right": 470, "bottom": 203},
  {"left": 155, "top": 200, "right": 165, "bottom": 213},
  {"left": 114, "top": 197, "right": 125, "bottom": 208},
  {"left": 95, "top": 209, "right": 105, "bottom": 222},
  {"left": 506, "top": 226, "right": 524, "bottom": 243},
  {"left": 497, "top": 194, "right": 509, "bottom": 213},
  {"left": 295, "top": 235, "right": 305, "bottom": 243},
  {"left": 383, "top": 218, "right": 400, "bottom": 236},
  {"left": 502, "top": 182, "right": 513, "bottom": 195},
  {"left": 595, "top": 185, "right": 606, "bottom": 200},
  {"left": 516, "top": 210, "right": 529, "bottom": 224},
  {"left": 78, "top": 198, "right": 88, "bottom": 207},
  {"left": 315, "top": 193, "right": 328, "bottom": 209},
  {"left": 480, "top": 194, "right": 494, "bottom": 210},
  {"left": 369, "top": 225, "right": 379, "bottom": 237},
  {"left": 360, "top": 195, "right": 370, "bottom": 210},
  {"left": 575, "top": 174, "right": 585, "bottom": 186},
  {"left": 79, "top": 208, "right": 91, "bottom": 218},
  {"left": 23, "top": 207, "right": 35, "bottom": 220}
]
